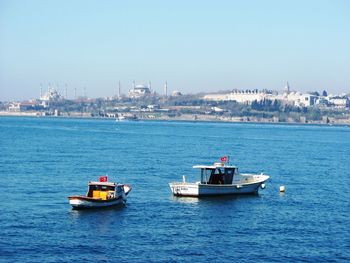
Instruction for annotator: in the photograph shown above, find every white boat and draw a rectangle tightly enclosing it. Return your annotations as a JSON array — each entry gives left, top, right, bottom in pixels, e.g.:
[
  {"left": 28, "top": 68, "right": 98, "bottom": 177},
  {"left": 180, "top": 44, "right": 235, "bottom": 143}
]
[
  {"left": 169, "top": 162, "right": 269, "bottom": 197},
  {"left": 116, "top": 114, "right": 126, "bottom": 121},
  {"left": 68, "top": 177, "right": 132, "bottom": 209},
  {"left": 115, "top": 113, "right": 138, "bottom": 121}
]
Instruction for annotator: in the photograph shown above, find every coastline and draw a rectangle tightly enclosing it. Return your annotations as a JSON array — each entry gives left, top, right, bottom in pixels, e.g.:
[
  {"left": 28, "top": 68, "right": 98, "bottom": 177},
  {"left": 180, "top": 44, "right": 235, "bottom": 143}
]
[{"left": 1, "top": 111, "right": 349, "bottom": 126}]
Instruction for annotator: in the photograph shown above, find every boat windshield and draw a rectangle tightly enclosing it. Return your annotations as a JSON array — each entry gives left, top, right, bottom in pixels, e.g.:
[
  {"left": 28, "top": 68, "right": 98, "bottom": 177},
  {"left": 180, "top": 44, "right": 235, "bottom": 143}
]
[
  {"left": 87, "top": 185, "right": 115, "bottom": 197},
  {"left": 201, "top": 168, "right": 235, "bottom": 184}
]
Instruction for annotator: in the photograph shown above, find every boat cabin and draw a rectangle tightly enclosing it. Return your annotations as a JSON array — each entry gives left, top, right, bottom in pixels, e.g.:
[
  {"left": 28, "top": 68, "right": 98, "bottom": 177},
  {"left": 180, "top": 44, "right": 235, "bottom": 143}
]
[
  {"left": 193, "top": 164, "right": 237, "bottom": 185},
  {"left": 87, "top": 182, "right": 119, "bottom": 200}
]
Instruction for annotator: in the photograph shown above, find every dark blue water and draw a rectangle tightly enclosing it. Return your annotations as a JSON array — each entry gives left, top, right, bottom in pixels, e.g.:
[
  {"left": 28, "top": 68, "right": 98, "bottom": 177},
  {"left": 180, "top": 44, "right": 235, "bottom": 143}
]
[{"left": 1, "top": 117, "right": 349, "bottom": 262}]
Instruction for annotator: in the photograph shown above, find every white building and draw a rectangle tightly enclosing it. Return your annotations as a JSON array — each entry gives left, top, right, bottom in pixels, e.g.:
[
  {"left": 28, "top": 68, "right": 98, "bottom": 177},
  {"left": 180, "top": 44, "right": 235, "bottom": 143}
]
[
  {"left": 327, "top": 97, "right": 349, "bottom": 108},
  {"left": 280, "top": 92, "right": 317, "bottom": 107},
  {"left": 8, "top": 102, "right": 21, "bottom": 112},
  {"left": 8, "top": 101, "right": 37, "bottom": 111},
  {"left": 277, "top": 82, "right": 317, "bottom": 107},
  {"left": 204, "top": 82, "right": 317, "bottom": 107},
  {"left": 40, "top": 89, "right": 63, "bottom": 102},
  {"left": 204, "top": 90, "right": 275, "bottom": 104}
]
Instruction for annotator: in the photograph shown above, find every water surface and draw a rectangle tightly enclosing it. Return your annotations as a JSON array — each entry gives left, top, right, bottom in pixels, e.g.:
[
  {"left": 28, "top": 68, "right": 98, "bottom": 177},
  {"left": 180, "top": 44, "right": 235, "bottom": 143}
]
[{"left": 1, "top": 117, "right": 349, "bottom": 262}]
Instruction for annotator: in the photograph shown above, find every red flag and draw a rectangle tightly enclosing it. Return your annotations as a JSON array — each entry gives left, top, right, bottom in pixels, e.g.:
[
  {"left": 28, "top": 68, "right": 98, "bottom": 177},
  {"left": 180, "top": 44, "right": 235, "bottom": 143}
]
[
  {"left": 99, "top": 176, "right": 108, "bottom": 182},
  {"left": 220, "top": 156, "right": 228, "bottom": 162}
]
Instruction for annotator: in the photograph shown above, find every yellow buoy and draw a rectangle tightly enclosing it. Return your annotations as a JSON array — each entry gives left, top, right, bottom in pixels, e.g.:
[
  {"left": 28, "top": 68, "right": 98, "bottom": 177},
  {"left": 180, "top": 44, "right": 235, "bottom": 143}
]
[{"left": 279, "top": 185, "right": 285, "bottom": 192}]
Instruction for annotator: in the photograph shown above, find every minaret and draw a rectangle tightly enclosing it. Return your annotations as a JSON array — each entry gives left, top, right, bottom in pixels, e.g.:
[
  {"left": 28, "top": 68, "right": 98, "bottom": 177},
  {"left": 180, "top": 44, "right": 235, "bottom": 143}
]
[
  {"left": 118, "top": 81, "right": 121, "bottom": 98},
  {"left": 40, "top": 83, "right": 43, "bottom": 98},
  {"left": 164, "top": 82, "right": 168, "bottom": 97},
  {"left": 285, "top": 82, "right": 290, "bottom": 94},
  {"left": 65, "top": 84, "right": 68, "bottom": 99},
  {"left": 74, "top": 88, "right": 77, "bottom": 99},
  {"left": 133, "top": 80, "right": 135, "bottom": 89}
]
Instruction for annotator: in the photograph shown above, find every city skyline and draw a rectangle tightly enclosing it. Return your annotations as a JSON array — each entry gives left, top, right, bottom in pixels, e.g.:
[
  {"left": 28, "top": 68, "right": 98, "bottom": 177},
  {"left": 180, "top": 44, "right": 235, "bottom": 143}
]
[
  {"left": 5, "top": 79, "right": 348, "bottom": 102},
  {"left": 1, "top": 0, "right": 350, "bottom": 101}
]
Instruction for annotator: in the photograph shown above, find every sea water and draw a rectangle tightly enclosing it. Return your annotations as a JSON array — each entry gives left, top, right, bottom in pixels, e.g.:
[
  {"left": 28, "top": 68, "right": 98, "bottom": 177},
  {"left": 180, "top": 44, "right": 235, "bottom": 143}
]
[{"left": 0, "top": 117, "right": 349, "bottom": 262}]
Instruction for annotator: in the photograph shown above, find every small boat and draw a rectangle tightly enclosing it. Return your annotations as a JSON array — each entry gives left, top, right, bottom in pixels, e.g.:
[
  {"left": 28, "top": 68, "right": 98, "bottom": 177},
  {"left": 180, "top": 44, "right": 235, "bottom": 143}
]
[
  {"left": 169, "top": 158, "right": 269, "bottom": 197},
  {"left": 116, "top": 114, "right": 126, "bottom": 122},
  {"left": 68, "top": 176, "right": 132, "bottom": 209}
]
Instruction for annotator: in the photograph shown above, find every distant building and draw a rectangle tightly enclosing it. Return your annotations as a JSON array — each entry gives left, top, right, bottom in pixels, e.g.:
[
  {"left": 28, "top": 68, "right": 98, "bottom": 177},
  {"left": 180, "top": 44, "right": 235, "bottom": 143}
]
[
  {"left": 282, "top": 92, "right": 317, "bottom": 107},
  {"left": 8, "top": 102, "right": 22, "bottom": 112},
  {"left": 315, "top": 97, "right": 329, "bottom": 107},
  {"left": 172, "top": 90, "right": 182, "bottom": 97},
  {"left": 277, "top": 82, "right": 316, "bottom": 107},
  {"left": 204, "top": 83, "right": 318, "bottom": 107},
  {"left": 328, "top": 97, "right": 349, "bottom": 108},
  {"left": 211, "top": 107, "right": 224, "bottom": 112},
  {"left": 128, "top": 84, "right": 152, "bottom": 98},
  {"left": 40, "top": 88, "right": 63, "bottom": 102},
  {"left": 204, "top": 89, "right": 274, "bottom": 104},
  {"left": 8, "top": 101, "right": 39, "bottom": 111},
  {"left": 147, "top": 104, "right": 160, "bottom": 111}
]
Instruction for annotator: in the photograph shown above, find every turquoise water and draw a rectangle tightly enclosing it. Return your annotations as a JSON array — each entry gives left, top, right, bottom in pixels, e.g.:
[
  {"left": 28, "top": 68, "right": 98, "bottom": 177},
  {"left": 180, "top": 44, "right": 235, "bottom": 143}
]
[{"left": 1, "top": 117, "right": 349, "bottom": 262}]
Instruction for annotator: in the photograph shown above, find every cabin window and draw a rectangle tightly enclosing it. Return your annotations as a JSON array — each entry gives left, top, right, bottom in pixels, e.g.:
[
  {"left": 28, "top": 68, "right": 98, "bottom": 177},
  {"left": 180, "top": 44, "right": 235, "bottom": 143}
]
[
  {"left": 116, "top": 185, "right": 123, "bottom": 193},
  {"left": 224, "top": 168, "right": 235, "bottom": 184},
  {"left": 208, "top": 168, "right": 224, "bottom": 184},
  {"left": 207, "top": 168, "right": 235, "bottom": 184},
  {"left": 201, "top": 169, "right": 211, "bottom": 184},
  {"left": 89, "top": 185, "right": 114, "bottom": 191}
]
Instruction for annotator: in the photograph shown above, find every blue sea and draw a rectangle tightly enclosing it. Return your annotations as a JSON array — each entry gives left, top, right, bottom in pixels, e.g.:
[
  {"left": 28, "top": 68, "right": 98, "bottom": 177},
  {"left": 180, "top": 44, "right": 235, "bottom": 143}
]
[{"left": 1, "top": 117, "right": 349, "bottom": 262}]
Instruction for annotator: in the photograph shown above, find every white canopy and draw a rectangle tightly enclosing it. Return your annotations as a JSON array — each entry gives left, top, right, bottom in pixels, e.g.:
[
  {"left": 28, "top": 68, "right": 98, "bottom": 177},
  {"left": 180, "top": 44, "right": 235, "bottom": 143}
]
[
  {"left": 88, "top": 181, "right": 116, "bottom": 186},
  {"left": 193, "top": 164, "right": 237, "bottom": 169}
]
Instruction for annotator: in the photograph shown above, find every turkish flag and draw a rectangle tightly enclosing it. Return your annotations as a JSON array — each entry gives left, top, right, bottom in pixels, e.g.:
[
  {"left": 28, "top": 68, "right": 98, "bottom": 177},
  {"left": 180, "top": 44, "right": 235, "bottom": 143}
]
[
  {"left": 99, "top": 176, "right": 108, "bottom": 182},
  {"left": 220, "top": 156, "right": 228, "bottom": 162}
]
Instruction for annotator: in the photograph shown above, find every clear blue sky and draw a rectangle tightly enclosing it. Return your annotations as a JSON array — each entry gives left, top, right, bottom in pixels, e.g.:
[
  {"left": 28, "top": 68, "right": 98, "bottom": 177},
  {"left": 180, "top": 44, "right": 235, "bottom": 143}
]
[{"left": 0, "top": 0, "right": 349, "bottom": 100}]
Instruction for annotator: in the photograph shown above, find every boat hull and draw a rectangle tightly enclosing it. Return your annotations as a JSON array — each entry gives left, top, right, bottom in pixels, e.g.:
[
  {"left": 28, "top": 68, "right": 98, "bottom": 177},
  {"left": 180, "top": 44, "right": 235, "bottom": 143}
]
[
  {"left": 68, "top": 196, "right": 125, "bottom": 209},
  {"left": 68, "top": 184, "right": 132, "bottom": 209},
  {"left": 169, "top": 175, "right": 269, "bottom": 197}
]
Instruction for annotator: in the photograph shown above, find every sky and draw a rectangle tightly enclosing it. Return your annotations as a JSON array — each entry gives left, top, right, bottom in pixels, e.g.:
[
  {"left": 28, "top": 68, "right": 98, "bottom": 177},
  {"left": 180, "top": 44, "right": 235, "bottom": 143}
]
[{"left": 0, "top": 0, "right": 349, "bottom": 101}]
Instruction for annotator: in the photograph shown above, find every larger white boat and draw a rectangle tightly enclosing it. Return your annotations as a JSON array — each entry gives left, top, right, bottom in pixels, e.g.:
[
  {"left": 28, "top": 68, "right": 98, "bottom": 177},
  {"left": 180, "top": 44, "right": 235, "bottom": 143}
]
[
  {"left": 169, "top": 162, "right": 269, "bottom": 197},
  {"left": 68, "top": 176, "right": 132, "bottom": 209}
]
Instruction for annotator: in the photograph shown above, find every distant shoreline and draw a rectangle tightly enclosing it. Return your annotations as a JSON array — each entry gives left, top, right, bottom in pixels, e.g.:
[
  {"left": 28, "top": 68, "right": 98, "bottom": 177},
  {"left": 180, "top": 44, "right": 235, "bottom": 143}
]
[{"left": 1, "top": 111, "right": 350, "bottom": 127}]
